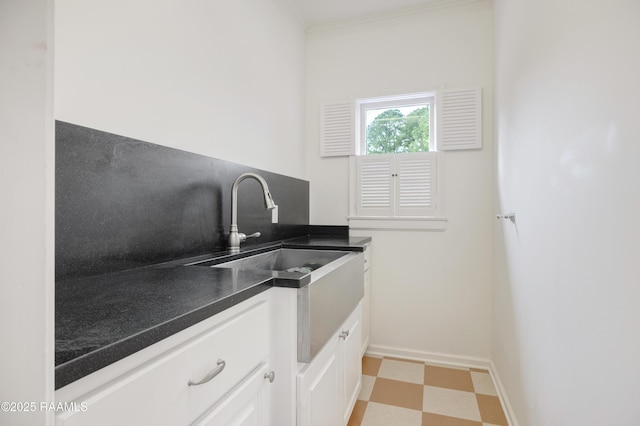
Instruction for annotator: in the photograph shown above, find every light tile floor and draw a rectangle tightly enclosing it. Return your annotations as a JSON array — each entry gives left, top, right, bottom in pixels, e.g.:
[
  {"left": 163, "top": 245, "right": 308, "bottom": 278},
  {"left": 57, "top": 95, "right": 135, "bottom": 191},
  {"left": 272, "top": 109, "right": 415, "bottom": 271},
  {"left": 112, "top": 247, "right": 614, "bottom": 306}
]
[{"left": 348, "top": 356, "right": 508, "bottom": 426}]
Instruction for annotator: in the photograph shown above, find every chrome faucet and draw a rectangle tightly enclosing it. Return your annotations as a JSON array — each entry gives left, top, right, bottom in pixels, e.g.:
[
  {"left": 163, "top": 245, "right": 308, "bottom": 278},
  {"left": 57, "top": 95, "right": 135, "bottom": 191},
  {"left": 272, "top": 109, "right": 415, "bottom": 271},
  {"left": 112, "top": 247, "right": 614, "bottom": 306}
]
[{"left": 228, "top": 173, "right": 277, "bottom": 253}]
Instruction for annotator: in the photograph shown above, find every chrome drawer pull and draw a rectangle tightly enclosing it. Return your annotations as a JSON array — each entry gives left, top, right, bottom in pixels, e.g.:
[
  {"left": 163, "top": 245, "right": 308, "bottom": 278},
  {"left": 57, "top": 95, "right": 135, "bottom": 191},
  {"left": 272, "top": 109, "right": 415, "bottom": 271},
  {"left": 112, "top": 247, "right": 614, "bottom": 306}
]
[
  {"left": 188, "top": 359, "right": 226, "bottom": 386},
  {"left": 339, "top": 330, "right": 350, "bottom": 340}
]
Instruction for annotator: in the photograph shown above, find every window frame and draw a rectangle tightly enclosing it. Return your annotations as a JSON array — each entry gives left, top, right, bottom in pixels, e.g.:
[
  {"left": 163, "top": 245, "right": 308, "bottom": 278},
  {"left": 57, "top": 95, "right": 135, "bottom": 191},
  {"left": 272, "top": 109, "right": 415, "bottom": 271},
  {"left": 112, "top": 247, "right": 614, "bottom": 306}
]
[
  {"left": 349, "top": 91, "right": 446, "bottom": 231},
  {"left": 357, "top": 92, "right": 436, "bottom": 155}
]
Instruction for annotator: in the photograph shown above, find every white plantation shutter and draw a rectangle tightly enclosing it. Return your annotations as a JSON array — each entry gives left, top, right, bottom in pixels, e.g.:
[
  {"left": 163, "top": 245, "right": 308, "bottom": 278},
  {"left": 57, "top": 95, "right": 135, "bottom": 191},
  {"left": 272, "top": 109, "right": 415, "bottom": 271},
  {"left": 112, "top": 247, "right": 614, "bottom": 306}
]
[
  {"left": 395, "top": 153, "right": 436, "bottom": 216},
  {"left": 356, "top": 155, "right": 393, "bottom": 217},
  {"left": 320, "top": 102, "right": 354, "bottom": 157},
  {"left": 355, "top": 153, "right": 436, "bottom": 217},
  {"left": 437, "top": 87, "right": 482, "bottom": 150}
]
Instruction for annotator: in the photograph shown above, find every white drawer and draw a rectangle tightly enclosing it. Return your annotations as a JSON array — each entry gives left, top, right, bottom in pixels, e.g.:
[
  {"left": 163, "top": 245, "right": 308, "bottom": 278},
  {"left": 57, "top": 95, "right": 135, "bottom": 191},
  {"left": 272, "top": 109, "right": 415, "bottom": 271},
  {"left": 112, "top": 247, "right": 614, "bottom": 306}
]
[{"left": 56, "top": 299, "right": 270, "bottom": 426}]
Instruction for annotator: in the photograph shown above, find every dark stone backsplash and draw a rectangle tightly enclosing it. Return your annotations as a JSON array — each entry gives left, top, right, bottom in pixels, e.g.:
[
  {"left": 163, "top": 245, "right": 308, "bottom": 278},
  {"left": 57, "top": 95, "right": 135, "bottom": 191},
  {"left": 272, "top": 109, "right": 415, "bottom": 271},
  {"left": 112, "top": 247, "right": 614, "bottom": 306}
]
[{"left": 56, "top": 121, "right": 309, "bottom": 281}]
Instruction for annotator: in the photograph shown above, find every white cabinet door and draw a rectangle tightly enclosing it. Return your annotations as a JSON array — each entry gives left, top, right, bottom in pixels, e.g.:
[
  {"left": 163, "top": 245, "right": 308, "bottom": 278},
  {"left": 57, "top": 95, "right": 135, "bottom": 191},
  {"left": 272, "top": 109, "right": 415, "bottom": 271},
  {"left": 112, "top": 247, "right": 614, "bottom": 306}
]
[
  {"left": 361, "top": 268, "right": 370, "bottom": 356},
  {"left": 297, "top": 303, "right": 363, "bottom": 426},
  {"left": 361, "top": 243, "right": 371, "bottom": 356},
  {"left": 194, "top": 363, "right": 271, "bottom": 426},
  {"left": 296, "top": 336, "right": 341, "bottom": 426},
  {"left": 341, "top": 305, "right": 362, "bottom": 424}
]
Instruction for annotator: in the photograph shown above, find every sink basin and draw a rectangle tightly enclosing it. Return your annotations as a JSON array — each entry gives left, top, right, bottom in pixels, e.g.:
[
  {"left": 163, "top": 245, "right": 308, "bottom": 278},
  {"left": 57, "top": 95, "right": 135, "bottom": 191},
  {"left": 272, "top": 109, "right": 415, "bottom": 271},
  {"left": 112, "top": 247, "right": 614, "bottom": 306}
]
[
  {"left": 186, "top": 247, "right": 364, "bottom": 362},
  {"left": 210, "top": 249, "right": 348, "bottom": 273}
]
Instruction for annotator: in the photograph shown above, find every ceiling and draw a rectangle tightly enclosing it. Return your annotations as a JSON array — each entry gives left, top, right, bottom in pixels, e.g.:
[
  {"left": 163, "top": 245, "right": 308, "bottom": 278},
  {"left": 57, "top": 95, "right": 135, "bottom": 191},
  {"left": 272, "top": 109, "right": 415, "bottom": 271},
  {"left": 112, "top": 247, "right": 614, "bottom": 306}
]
[{"left": 288, "top": 0, "right": 465, "bottom": 30}]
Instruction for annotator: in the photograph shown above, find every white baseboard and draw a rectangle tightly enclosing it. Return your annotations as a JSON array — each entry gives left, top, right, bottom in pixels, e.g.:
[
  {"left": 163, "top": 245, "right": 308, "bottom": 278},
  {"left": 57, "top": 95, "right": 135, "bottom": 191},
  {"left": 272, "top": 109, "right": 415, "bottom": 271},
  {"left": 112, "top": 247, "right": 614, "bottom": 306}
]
[
  {"left": 488, "top": 360, "right": 519, "bottom": 426},
  {"left": 365, "top": 344, "right": 519, "bottom": 426},
  {"left": 366, "top": 344, "right": 491, "bottom": 370}
]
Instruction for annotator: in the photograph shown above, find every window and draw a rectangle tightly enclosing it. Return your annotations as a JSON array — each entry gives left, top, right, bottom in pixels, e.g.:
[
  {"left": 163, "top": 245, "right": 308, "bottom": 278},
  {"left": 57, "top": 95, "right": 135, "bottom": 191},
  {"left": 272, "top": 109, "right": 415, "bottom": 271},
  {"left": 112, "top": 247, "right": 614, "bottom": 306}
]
[
  {"left": 320, "top": 87, "right": 481, "bottom": 158},
  {"left": 320, "top": 88, "right": 481, "bottom": 230},
  {"left": 358, "top": 93, "right": 434, "bottom": 155},
  {"left": 350, "top": 93, "right": 443, "bottom": 230}
]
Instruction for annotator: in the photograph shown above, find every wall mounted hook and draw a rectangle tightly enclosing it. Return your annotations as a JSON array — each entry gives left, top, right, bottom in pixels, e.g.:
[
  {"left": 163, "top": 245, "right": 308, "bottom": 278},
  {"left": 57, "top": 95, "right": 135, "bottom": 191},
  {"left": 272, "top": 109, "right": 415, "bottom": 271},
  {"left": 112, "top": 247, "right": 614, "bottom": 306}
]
[{"left": 496, "top": 210, "right": 516, "bottom": 221}]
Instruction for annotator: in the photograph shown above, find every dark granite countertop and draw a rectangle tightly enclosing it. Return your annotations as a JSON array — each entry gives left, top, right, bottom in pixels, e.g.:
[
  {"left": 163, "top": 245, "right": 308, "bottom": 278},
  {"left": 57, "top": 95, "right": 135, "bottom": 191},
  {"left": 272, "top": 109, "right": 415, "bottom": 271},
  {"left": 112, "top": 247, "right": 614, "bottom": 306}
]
[
  {"left": 55, "top": 234, "right": 371, "bottom": 389},
  {"left": 283, "top": 235, "right": 371, "bottom": 251}
]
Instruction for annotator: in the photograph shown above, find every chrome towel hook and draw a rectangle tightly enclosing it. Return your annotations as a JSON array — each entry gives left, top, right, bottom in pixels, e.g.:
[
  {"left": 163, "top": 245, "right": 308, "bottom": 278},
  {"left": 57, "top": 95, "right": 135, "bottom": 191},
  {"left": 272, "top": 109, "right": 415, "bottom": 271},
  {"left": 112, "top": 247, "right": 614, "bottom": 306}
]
[{"left": 496, "top": 210, "right": 516, "bottom": 221}]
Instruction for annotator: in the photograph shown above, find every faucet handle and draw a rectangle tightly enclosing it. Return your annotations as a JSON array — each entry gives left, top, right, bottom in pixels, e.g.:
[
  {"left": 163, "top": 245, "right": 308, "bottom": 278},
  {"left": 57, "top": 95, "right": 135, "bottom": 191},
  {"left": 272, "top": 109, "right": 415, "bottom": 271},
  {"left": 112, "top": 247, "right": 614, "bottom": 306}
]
[{"left": 238, "top": 232, "right": 261, "bottom": 242}]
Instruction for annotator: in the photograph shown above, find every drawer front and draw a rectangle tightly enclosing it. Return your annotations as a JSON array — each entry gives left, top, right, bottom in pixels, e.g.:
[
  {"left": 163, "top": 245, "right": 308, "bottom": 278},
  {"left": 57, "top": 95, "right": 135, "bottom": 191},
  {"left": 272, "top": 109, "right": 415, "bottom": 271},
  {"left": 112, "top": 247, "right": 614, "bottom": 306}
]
[
  {"left": 184, "top": 300, "right": 270, "bottom": 422},
  {"left": 193, "top": 361, "right": 270, "bottom": 426},
  {"left": 56, "top": 299, "right": 270, "bottom": 426}
]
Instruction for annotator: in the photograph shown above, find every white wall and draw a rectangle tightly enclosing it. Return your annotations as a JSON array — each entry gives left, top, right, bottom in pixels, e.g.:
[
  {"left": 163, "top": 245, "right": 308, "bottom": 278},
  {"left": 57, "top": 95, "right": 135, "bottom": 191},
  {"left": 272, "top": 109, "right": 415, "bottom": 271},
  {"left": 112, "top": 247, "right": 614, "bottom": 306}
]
[
  {"left": 0, "top": 0, "right": 54, "bottom": 425},
  {"left": 493, "top": 0, "right": 640, "bottom": 424},
  {"left": 55, "top": 0, "right": 306, "bottom": 179},
  {"left": 306, "top": 1, "right": 494, "bottom": 362}
]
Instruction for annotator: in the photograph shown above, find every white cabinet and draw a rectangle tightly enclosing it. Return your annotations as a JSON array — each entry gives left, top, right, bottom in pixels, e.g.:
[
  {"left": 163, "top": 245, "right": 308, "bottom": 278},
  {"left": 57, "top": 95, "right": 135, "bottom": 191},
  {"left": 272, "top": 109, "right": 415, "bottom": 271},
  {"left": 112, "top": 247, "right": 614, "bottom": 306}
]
[
  {"left": 54, "top": 245, "right": 371, "bottom": 426},
  {"left": 297, "top": 304, "right": 362, "bottom": 426},
  {"left": 340, "top": 304, "right": 362, "bottom": 424},
  {"left": 361, "top": 242, "right": 371, "bottom": 356},
  {"left": 296, "top": 337, "right": 341, "bottom": 426},
  {"left": 55, "top": 294, "right": 272, "bottom": 426}
]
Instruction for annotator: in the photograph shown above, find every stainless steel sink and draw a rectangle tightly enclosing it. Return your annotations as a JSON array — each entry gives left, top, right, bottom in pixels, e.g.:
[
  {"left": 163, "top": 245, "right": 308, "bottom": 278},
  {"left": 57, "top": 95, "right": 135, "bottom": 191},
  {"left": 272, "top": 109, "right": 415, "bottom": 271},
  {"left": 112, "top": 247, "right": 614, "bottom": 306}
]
[
  {"left": 293, "top": 250, "right": 363, "bottom": 362},
  {"left": 210, "top": 248, "right": 348, "bottom": 273},
  {"left": 192, "top": 248, "right": 364, "bottom": 363}
]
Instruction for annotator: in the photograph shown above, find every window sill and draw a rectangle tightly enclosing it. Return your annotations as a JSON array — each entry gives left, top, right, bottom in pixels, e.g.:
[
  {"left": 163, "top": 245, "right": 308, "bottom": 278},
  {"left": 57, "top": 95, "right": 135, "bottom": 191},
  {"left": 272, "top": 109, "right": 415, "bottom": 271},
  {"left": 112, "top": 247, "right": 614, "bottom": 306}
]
[{"left": 347, "top": 216, "right": 447, "bottom": 231}]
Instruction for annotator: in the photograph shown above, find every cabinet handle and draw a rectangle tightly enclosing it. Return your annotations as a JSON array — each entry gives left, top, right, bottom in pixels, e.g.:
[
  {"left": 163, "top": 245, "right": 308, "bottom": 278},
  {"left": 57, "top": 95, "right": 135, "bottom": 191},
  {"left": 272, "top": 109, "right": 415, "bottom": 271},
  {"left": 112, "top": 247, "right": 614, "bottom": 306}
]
[
  {"left": 188, "top": 359, "right": 226, "bottom": 386},
  {"left": 264, "top": 370, "right": 276, "bottom": 383},
  {"left": 339, "top": 330, "right": 350, "bottom": 340}
]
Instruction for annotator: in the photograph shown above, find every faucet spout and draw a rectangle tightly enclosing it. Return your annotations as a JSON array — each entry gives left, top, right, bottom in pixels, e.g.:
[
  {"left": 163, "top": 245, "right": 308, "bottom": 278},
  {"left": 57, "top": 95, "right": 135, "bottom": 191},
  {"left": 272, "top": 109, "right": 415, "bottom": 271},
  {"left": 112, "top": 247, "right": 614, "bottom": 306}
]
[{"left": 228, "top": 173, "right": 277, "bottom": 253}]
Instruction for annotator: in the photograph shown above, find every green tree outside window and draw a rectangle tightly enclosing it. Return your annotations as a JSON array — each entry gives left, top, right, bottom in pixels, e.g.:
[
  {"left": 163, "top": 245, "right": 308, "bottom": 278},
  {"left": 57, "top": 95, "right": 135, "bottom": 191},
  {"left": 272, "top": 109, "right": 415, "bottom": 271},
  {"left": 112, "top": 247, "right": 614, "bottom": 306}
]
[{"left": 366, "top": 106, "right": 429, "bottom": 154}]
